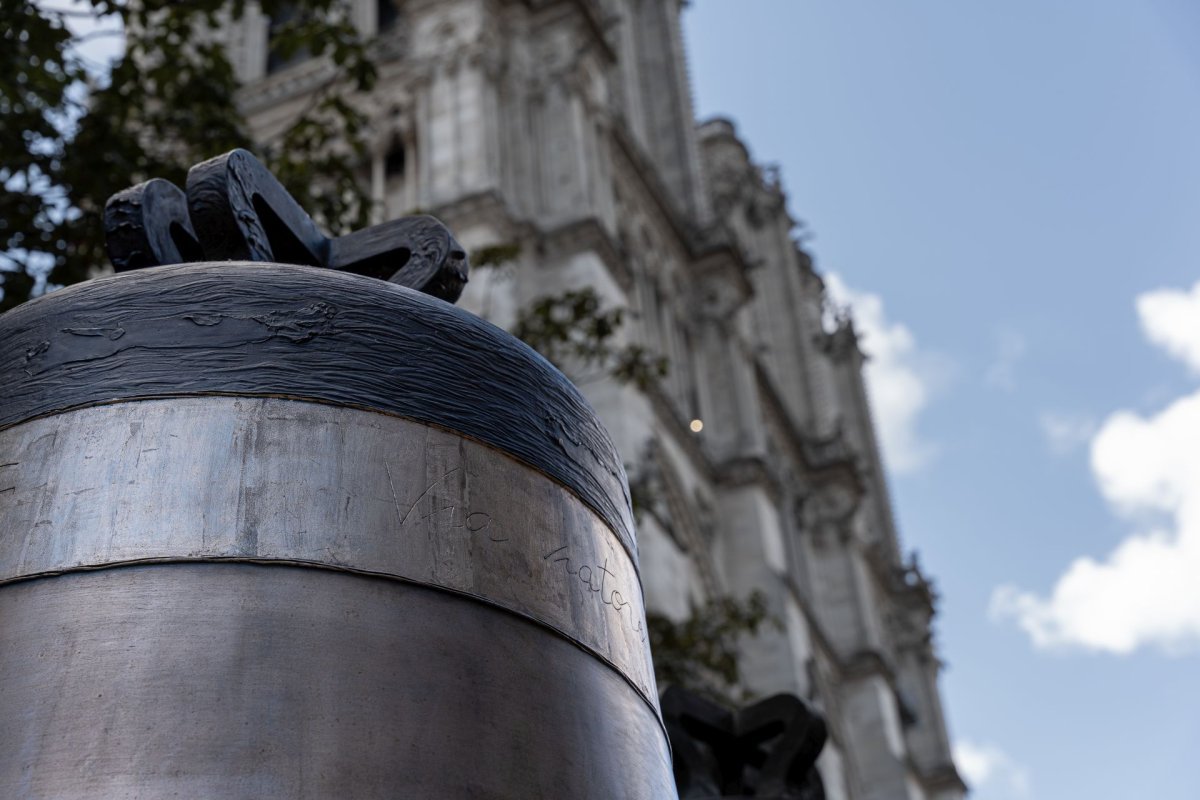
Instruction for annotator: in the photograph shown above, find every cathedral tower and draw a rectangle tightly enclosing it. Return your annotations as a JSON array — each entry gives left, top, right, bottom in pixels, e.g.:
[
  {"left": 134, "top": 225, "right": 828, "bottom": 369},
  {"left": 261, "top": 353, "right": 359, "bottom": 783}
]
[{"left": 228, "top": 2, "right": 966, "bottom": 797}]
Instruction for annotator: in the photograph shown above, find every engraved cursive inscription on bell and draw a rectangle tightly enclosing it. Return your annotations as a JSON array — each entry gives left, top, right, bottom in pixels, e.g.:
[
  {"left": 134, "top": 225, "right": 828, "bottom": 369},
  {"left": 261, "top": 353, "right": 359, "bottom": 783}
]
[{"left": 0, "top": 263, "right": 676, "bottom": 799}]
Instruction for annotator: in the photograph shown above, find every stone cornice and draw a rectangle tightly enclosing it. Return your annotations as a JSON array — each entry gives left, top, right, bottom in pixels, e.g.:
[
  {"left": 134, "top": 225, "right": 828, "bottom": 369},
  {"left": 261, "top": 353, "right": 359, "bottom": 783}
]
[
  {"left": 712, "top": 455, "right": 781, "bottom": 504},
  {"left": 688, "top": 244, "right": 754, "bottom": 319},
  {"left": 536, "top": 216, "right": 632, "bottom": 293},
  {"left": 609, "top": 123, "right": 699, "bottom": 251},
  {"left": 522, "top": 0, "right": 617, "bottom": 64},
  {"left": 237, "top": 57, "right": 338, "bottom": 115},
  {"left": 840, "top": 647, "right": 898, "bottom": 685},
  {"left": 918, "top": 763, "right": 969, "bottom": 795},
  {"left": 429, "top": 189, "right": 529, "bottom": 239}
]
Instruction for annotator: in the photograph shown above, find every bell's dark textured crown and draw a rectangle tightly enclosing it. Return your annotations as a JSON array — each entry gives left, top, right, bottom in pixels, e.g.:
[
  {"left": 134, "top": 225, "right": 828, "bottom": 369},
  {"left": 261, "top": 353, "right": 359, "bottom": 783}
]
[
  {"left": 103, "top": 148, "right": 469, "bottom": 304},
  {"left": 1, "top": 151, "right": 637, "bottom": 564}
]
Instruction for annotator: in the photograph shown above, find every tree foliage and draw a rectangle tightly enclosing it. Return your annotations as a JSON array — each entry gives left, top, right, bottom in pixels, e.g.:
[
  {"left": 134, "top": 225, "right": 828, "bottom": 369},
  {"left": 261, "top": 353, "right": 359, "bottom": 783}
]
[
  {"left": 513, "top": 287, "right": 668, "bottom": 388},
  {"left": 646, "top": 591, "right": 776, "bottom": 705},
  {"left": 1, "top": 0, "right": 377, "bottom": 311}
]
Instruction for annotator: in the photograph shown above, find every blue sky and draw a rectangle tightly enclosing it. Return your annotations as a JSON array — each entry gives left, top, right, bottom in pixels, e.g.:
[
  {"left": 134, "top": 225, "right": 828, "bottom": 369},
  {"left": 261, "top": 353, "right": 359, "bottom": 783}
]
[{"left": 685, "top": 2, "right": 1200, "bottom": 798}]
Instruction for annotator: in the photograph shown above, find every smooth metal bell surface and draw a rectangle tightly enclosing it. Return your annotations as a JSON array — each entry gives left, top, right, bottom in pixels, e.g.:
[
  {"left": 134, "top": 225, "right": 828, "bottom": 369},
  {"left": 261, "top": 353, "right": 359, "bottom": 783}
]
[{"left": 0, "top": 264, "right": 675, "bottom": 799}]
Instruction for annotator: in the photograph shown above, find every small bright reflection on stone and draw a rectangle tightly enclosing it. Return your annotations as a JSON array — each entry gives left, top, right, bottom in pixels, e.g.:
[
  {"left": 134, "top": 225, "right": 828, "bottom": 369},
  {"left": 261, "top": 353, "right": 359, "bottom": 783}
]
[{"left": 689, "top": 419, "right": 704, "bottom": 433}]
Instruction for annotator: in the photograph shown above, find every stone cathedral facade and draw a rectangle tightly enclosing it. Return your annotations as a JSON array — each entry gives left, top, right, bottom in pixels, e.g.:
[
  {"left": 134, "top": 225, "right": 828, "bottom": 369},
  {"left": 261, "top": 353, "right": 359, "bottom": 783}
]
[{"left": 223, "top": 2, "right": 965, "bottom": 798}]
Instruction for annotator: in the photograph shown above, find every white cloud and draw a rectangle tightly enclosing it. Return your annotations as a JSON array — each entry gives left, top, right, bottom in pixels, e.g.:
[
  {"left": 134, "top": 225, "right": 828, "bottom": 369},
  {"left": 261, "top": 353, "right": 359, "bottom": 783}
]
[
  {"left": 824, "top": 273, "right": 936, "bottom": 475},
  {"left": 1038, "top": 411, "right": 1097, "bottom": 456},
  {"left": 985, "top": 329, "right": 1026, "bottom": 392},
  {"left": 993, "top": 283, "right": 1200, "bottom": 654},
  {"left": 953, "top": 740, "right": 1032, "bottom": 799},
  {"left": 1137, "top": 280, "right": 1200, "bottom": 374}
]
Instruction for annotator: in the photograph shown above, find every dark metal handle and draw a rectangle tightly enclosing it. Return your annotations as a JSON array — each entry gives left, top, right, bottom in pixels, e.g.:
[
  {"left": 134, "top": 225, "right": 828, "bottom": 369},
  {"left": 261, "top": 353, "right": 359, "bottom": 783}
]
[{"left": 103, "top": 149, "right": 469, "bottom": 304}]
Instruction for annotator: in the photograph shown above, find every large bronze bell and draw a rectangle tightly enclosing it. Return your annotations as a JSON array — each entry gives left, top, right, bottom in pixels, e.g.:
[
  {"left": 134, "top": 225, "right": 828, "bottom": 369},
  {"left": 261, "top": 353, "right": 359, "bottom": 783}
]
[{"left": 0, "top": 151, "right": 675, "bottom": 799}]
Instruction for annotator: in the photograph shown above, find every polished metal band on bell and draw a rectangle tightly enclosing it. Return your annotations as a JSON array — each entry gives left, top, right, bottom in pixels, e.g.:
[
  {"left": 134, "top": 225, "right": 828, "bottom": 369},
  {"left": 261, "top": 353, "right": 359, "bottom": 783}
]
[{"left": 0, "top": 397, "right": 656, "bottom": 702}]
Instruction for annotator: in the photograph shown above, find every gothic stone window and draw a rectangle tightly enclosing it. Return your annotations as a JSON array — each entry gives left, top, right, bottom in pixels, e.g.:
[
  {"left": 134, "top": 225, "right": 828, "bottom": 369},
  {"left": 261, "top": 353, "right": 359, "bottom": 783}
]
[
  {"left": 385, "top": 135, "right": 406, "bottom": 181},
  {"left": 266, "top": 3, "right": 308, "bottom": 75},
  {"left": 377, "top": 0, "right": 401, "bottom": 32}
]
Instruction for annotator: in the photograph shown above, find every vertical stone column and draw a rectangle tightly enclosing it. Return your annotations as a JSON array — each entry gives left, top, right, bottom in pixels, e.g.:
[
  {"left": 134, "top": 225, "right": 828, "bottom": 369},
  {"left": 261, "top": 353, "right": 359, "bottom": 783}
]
[
  {"left": 689, "top": 252, "right": 763, "bottom": 464},
  {"left": 713, "top": 483, "right": 804, "bottom": 698},
  {"left": 799, "top": 480, "right": 917, "bottom": 800},
  {"left": 891, "top": 569, "right": 966, "bottom": 799},
  {"left": 688, "top": 252, "right": 811, "bottom": 697},
  {"left": 629, "top": 0, "right": 708, "bottom": 219},
  {"left": 800, "top": 482, "right": 873, "bottom": 656},
  {"left": 838, "top": 674, "right": 916, "bottom": 800}
]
